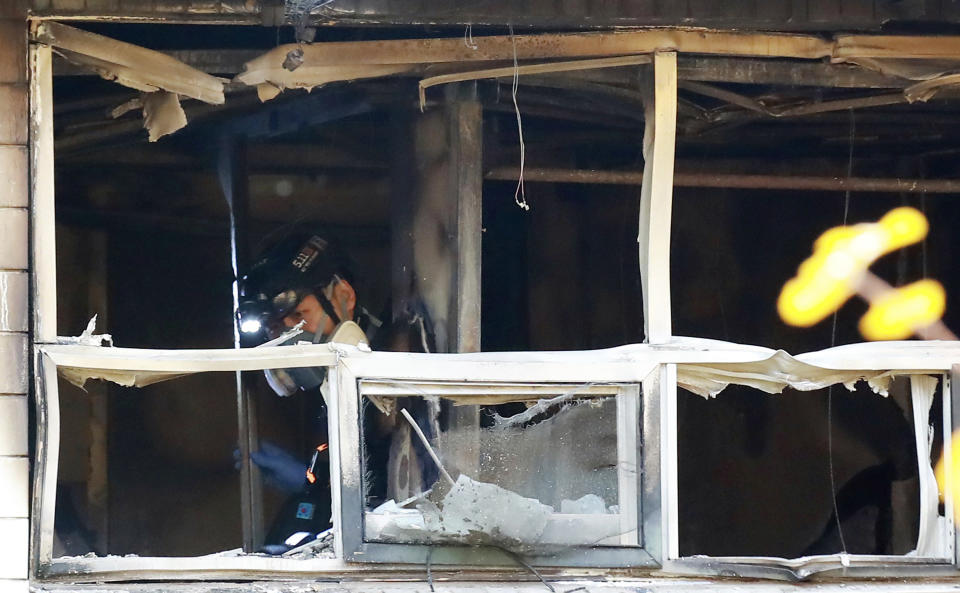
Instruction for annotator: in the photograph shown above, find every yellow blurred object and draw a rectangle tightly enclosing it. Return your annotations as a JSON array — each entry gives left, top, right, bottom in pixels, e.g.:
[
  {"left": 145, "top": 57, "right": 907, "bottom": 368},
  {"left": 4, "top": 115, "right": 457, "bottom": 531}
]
[
  {"left": 877, "top": 206, "right": 929, "bottom": 251},
  {"left": 935, "top": 429, "right": 960, "bottom": 512},
  {"left": 778, "top": 207, "right": 929, "bottom": 328},
  {"left": 859, "top": 280, "right": 946, "bottom": 341}
]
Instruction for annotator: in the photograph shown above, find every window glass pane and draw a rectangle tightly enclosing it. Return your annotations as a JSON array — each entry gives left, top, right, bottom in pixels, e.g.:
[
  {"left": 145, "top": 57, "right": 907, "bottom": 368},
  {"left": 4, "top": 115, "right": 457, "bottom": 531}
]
[
  {"left": 677, "top": 376, "right": 935, "bottom": 558},
  {"left": 359, "top": 383, "right": 640, "bottom": 551},
  {"left": 54, "top": 368, "right": 338, "bottom": 558}
]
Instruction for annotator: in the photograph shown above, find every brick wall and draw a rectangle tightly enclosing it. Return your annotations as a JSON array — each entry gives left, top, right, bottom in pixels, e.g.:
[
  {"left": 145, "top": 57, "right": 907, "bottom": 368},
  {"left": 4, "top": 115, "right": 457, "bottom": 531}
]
[{"left": 0, "top": 2, "right": 31, "bottom": 592}]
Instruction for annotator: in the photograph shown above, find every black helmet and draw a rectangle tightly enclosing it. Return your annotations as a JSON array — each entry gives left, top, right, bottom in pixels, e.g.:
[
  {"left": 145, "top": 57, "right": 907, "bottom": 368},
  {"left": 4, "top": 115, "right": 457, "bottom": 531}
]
[{"left": 238, "top": 232, "right": 353, "bottom": 344}]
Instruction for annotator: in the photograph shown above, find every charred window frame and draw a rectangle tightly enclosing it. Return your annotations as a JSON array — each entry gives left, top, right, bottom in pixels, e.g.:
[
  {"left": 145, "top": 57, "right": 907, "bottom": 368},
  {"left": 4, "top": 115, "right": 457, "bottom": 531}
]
[
  {"left": 31, "top": 341, "right": 960, "bottom": 579},
  {"left": 30, "top": 345, "right": 349, "bottom": 577},
  {"left": 25, "top": 34, "right": 678, "bottom": 578},
  {"left": 330, "top": 354, "right": 664, "bottom": 567},
  {"left": 662, "top": 370, "right": 959, "bottom": 580},
  {"left": 25, "top": 23, "right": 960, "bottom": 583}
]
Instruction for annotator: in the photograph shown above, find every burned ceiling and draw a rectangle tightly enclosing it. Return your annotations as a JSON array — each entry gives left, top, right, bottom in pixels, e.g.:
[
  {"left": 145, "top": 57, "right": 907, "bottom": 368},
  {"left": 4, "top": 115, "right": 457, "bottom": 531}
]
[{"left": 27, "top": 0, "right": 960, "bottom": 31}]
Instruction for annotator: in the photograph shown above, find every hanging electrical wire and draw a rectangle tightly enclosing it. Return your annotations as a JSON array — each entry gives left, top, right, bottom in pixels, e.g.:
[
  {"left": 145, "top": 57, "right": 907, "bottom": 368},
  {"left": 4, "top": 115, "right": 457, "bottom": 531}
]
[
  {"left": 509, "top": 25, "right": 530, "bottom": 211},
  {"left": 826, "top": 108, "right": 856, "bottom": 555}
]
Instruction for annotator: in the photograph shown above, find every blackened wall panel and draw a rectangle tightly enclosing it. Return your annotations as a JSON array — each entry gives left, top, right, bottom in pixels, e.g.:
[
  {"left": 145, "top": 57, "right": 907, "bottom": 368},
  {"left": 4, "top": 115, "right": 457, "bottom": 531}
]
[
  {"left": 27, "top": 0, "right": 953, "bottom": 29},
  {"left": 839, "top": 0, "right": 876, "bottom": 20},
  {"left": 807, "top": 0, "right": 842, "bottom": 21},
  {"left": 942, "top": 0, "right": 960, "bottom": 19}
]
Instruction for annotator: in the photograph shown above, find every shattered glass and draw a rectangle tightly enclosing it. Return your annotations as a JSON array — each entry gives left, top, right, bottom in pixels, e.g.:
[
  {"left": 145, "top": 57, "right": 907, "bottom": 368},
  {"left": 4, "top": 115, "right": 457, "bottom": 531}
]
[{"left": 360, "top": 386, "right": 639, "bottom": 552}]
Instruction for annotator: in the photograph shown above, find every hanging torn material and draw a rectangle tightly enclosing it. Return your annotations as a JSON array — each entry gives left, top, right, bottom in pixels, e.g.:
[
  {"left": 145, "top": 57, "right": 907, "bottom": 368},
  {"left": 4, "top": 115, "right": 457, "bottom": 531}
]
[
  {"left": 34, "top": 22, "right": 226, "bottom": 105},
  {"left": 678, "top": 350, "right": 896, "bottom": 398},
  {"left": 42, "top": 342, "right": 343, "bottom": 390},
  {"left": 141, "top": 91, "right": 188, "bottom": 142},
  {"left": 909, "top": 375, "right": 947, "bottom": 558},
  {"left": 235, "top": 58, "right": 415, "bottom": 102},
  {"left": 33, "top": 22, "right": 224, "bottom": 140},
  {"left": 58, "top": 367, "right": 190, "bottom": 390},
  {"left": 417, "top": 55, "right": 651, "bottom": 110}
]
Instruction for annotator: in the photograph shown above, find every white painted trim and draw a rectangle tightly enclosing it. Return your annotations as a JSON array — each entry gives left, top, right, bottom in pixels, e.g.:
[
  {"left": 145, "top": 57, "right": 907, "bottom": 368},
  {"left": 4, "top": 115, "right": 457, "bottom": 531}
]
[
  {"left": 639, "top": 52, "right": 677, "bottom": 344},
  {"left": 342, "top": 355, "right": 656, "bottom": 384},
  {"left": 326, "top": 363, "right": 344, "bottom": 559},
  {"left": 29, "top": 42, "right": 55, "bottom": 343},
  {"left": 33, "top": 351, "right": 59, "bottom": 572},
  {"left": 36, "top": 339, "right": 960, "bottom": 379},
  {"left": 40, "top": 343, "right": 340, "bottom": 371},
  {"left": 617, "top": 384, "right": 641, "bottom": 546},
  {"left": 660, "top": 364, "right": 679, "bottom": 560}
]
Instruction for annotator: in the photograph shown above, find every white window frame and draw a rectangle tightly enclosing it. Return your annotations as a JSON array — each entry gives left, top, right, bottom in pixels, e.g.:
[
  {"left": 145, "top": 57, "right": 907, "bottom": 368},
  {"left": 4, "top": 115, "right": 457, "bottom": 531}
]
[
  {"left": 330, "top": 353, "right": 661, "bottom": 567},
  {"left": 32, "top": 342, "right": 960, "bottom": 581},
  {"left": 30, "top": 344, "right": 669, "bottom": 578},
  {"left": 662, "top": 370, "right": 958, "bottom": 580}
]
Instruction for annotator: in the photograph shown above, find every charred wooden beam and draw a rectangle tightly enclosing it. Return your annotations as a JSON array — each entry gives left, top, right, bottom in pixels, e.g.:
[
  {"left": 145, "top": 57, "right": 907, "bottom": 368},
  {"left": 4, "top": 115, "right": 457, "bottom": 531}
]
[
  {"left": 57, "top": 143, "right": 389, "bottom": 171},
  {"left": 55, "top": 50, "right": 909, "bottom": 91},
  {"left": 35, "top": 22, "right": 225, "bottom": 104},
  {"left": 54, "top": 49, "right": 261, "bottom": 76},
  {"left": 26, "top": 0, "right": 960, "bottom": 31},
  {"left": 678, "top": 56, "right": 908, "bottom": 89},
  {"left": 486, "top": 166, "right": 960, "bottom": 193},
  {"left": 57, "top": 207, "right": 389, "bottom": 242}
]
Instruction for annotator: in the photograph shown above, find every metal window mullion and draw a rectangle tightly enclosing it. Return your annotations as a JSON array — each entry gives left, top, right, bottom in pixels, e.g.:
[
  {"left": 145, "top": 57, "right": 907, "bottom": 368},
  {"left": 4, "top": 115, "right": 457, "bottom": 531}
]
[
  {"left": 335, "top": 359, "right": 364, "bottom": 560},
  {"left": 660, "top": 363, "right": 679, "bottom": 561}
]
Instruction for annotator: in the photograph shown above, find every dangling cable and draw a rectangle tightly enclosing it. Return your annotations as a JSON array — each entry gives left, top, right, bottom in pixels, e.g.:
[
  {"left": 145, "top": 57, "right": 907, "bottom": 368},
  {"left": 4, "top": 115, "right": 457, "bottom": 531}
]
[
  {"left": 509, "top": 25, "right": 530, "bottom": 211},
  {"left": 919, "top": 157, "right": 929, "bottom": 279},
  {"left": 425, "top": 546, "right": 435, "bottom": 592},
  {"left": 464, "top": 23, "right": 478, "bottom": 50},
  {"left": 503, "top": 549, "right": 554, "bottom": 592},
  {"left": 827, "top": 108, "right": 856, "bottom": 555}
]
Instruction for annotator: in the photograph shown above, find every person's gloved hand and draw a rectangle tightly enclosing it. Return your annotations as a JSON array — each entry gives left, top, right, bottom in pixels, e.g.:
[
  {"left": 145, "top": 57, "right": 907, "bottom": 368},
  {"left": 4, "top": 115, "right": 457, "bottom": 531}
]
[{"left": 236, "top": 442, "right": 305, "bottom": 494}]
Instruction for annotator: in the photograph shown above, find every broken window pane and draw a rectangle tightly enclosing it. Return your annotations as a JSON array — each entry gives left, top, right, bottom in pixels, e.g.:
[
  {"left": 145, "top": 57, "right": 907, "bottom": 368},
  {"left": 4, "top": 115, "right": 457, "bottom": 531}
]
[
  {"left": 358, "top": 382, "right": 641, "bottom": 551},
  {"left": 53, "top": 367, "right": 340, "bottom": 558},
  {"left": 677, "top": 376, "right": 943, "bottom": 559}
]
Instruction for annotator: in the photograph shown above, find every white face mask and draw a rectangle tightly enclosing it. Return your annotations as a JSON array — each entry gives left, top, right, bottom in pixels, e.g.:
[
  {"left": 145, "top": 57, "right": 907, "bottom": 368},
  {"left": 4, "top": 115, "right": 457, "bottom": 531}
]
[
  {"left": 261, "top": 320, "right": 370, "bottom": 397},
  {"left": 262, "top": 329, "right": 329, "bottom": 396}
]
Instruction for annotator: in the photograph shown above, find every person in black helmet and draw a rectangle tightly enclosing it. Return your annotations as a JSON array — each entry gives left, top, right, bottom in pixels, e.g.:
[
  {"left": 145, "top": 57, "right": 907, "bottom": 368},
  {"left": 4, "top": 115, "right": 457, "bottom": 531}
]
[
  {"left": 238, "top": 233, "right": 383, "bottom": 351},
  {"left": 237, "top": 231, "right": 434, "bottom": 553}
]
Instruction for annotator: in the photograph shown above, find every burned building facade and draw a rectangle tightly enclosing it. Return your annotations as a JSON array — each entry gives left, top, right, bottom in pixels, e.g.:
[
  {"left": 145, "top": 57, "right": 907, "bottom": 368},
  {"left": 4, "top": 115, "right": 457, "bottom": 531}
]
[{"left": 6, "top": 1, "right": 960, "bottom": 592}]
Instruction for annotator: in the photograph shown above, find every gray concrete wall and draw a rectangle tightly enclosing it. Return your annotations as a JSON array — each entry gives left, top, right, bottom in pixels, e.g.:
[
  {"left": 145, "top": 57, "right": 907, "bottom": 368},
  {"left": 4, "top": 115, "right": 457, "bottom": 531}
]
[{"left": 0, "top": 3, "right": 31, "bottom": 591}]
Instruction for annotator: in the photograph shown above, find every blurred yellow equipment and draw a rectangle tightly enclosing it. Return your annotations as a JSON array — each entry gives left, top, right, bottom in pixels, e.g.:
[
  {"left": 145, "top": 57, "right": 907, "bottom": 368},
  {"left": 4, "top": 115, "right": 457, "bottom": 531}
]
[
  {"left": 859, "top": 280, "right": 947, "bottom": 341},
  {"left": 778, "top": 207, "right": 931, "bottom": 331},
  {"left": 935, "top": 430, "right": 960, "bottom": 515}
]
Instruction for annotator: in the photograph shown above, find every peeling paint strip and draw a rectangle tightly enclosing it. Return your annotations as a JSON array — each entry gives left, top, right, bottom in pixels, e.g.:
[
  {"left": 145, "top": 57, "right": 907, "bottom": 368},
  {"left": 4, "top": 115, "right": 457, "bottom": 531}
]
[{"left": 417, "top": 55, "right": 652, "bottom": 110}]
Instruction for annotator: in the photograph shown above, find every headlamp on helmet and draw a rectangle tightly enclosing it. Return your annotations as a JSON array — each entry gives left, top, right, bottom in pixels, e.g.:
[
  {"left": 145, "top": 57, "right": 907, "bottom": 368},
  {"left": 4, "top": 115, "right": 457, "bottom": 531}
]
[
  {"left": 238, "top": 233, "right": 347, "bottom": 343},
  {"left": 237, "top": 232, "right": 360, "bottom": 394}
]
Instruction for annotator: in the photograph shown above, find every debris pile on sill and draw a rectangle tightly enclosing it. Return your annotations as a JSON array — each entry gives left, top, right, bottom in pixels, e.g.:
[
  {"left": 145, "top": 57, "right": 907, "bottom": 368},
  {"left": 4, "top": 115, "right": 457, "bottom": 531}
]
[
  {"left": 372, "top": 476, "right": 621, "bottom": 552},
  {"left": 370, "top": 397, "right": 624, "bottom": 552}
]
